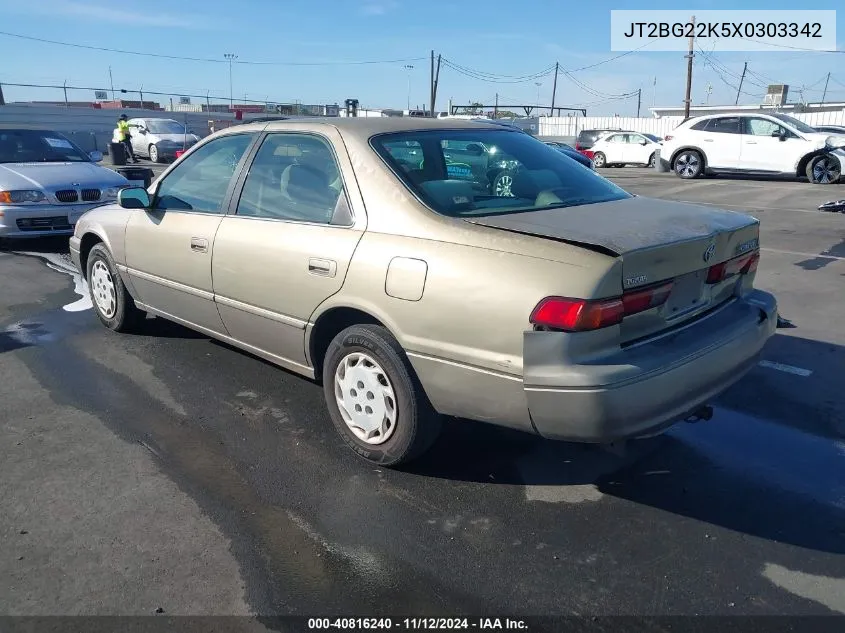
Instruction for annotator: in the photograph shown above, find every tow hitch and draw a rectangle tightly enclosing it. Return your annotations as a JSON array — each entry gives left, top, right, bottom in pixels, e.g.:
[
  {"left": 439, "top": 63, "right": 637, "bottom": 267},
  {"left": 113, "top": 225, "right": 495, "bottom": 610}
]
[{"left": 685, "top": 405, "right": 714, "bottom": 423}]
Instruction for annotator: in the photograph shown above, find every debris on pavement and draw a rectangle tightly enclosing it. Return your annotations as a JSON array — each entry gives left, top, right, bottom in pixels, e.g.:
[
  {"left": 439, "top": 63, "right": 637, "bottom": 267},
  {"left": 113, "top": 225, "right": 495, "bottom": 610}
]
[{"left": 818, "top": 199, "right": 845, "bottom": 214}]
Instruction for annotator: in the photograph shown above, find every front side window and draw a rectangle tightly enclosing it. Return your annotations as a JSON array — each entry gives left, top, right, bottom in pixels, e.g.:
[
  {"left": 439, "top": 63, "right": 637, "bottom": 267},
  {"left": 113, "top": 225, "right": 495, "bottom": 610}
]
[
  {"left": 371, "top": 129, "right": 631, "bottom": 218},
  {"left": 154, "top": 133, "right": 255, "bottom": 213},
  {"left": 745, "top": 118, "right": 785, "bottom": 137},
  {"left": 236, "top": 133, "right": 347, "bottom": 225},
  {"left": 770, "top": 113, "right": 816, "bottom": 134}
]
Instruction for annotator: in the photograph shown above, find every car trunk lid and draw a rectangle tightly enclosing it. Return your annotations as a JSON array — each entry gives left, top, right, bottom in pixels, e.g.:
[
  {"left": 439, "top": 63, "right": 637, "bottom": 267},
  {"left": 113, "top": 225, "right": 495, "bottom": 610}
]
[{"left": 465, "top": 196, "right": 761, "bottom": 342}]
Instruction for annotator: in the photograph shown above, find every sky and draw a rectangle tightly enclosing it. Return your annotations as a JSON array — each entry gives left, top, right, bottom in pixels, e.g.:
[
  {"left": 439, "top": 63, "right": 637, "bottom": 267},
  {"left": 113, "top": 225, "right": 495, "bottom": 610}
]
[{"left": 1, "top": 0, "right": 843, "bottom": 116}]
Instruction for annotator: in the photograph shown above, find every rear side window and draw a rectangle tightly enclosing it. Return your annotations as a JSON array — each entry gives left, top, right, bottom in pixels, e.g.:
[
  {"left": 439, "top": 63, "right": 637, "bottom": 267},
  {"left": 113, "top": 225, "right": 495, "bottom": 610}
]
[
  {"left": 705, "top": 118, "right": 741, "bottom": 134},
  {"left": 690, "top": 120, "right": 709, "bottom": 131},
  {"left": 372, "top": 129, "right": 631, "bottom": 218}
]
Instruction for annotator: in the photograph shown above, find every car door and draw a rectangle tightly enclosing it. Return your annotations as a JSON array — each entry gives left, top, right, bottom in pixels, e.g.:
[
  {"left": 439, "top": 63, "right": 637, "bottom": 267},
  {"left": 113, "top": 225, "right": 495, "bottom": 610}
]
[
  {"left": 211, "top": 129, "right": 365, "bottom": 372},
  {"left": 739, "top": 117, "right": 793, "bottom": 172},
  {"left": 129, "top": 119, "right": 145, "bottom": 155},
  {"left": 124, "top": 131, "right": 258, "bottom": 334},
  {"left": 698, "top": 116, "right": 742, "bottom": 169},
  {"left": 627, "top": 133, "right": 652, "bottom": 164},
  {"left": 600, "top": 134, "right": 626, "bottom": 163}
]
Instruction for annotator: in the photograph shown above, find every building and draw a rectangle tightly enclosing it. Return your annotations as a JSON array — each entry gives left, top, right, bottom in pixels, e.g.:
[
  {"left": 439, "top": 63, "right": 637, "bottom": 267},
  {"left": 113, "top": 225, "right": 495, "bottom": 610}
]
[{"left": 649, "top": 101, "right": 845, "bottom": 119}]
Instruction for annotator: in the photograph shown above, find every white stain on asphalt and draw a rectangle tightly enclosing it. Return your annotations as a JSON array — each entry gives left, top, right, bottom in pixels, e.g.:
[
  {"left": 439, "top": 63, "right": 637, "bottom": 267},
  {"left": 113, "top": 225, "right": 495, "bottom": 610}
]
[
  {"left": 16, "top": 251, "right": 92, "bottom": 312},
  {"left": 763, "top": 563, "right": 845, "bottom": 614},
  {"left": 757, "top": 360, "right": 813, "bottom": 377}
]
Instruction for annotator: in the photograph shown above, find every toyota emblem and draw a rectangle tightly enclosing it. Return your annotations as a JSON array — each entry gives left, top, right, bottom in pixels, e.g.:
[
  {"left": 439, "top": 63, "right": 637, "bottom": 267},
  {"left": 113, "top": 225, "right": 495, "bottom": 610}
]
[{"left": 703, "top": 242, "right": 716, "bottom": 262}]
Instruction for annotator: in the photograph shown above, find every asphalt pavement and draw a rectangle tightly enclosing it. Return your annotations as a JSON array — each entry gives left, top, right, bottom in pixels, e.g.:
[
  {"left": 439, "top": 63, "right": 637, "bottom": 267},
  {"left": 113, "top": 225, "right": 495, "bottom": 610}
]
[{"left": 1, "top": 167, "right": 844, "bottom": 620}]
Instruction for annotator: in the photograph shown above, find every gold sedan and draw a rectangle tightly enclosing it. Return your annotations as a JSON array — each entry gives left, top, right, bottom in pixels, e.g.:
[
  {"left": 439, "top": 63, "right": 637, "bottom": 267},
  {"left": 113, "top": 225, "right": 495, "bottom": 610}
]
[{"left": 70, "top": 118, "right": 777, "bottom": 466}]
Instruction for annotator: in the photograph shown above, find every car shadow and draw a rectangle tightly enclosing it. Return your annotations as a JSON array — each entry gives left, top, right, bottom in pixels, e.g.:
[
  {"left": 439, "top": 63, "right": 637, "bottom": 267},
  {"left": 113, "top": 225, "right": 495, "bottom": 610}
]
[
  {"left": 406, "top": 332, "right": 844, "bottom": 555},
  {"left": 131, "top": 315, "right": 208, "bottom": 339},
  {"left": 0, "top": 236, "right": 70, "bottom": 254}
]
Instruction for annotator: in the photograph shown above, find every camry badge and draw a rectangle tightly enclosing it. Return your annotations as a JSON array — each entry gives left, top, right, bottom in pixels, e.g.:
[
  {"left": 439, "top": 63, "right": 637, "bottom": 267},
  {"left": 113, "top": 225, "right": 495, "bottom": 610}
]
[{"left": 702, "top": 242, "right": 716, "bottom": 262}]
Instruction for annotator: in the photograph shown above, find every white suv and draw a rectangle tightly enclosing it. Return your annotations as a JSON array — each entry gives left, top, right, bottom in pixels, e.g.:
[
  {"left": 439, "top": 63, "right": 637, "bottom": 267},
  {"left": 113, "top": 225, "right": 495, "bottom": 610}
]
[{"left": 660, "top": 112, "right": 845, "bottom": 184}]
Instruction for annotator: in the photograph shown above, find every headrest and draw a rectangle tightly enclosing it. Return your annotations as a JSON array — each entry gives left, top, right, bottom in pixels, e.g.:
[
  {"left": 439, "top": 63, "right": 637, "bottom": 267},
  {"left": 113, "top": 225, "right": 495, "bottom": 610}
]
[{"left": 280, "top": 164, "right": 333, "bottom": 205}]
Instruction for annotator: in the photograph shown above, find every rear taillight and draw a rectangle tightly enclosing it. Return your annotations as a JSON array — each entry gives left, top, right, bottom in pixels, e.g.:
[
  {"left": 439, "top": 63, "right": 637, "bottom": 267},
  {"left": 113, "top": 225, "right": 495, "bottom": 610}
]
[
  {"left": 706, "top": 250, "right": 760, "bottom": 284},
  {"left": 531, "top": 281, "right": 673, "bottom": 332},
  {"left": 582, "top": 150, "right": 595, "bottom": 159}
]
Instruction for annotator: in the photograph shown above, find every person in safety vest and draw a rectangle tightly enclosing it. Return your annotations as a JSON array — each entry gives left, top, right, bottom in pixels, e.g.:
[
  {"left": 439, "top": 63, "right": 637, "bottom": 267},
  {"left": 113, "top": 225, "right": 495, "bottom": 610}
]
[{"left": 117, "top": 114, "right": 138, "bottom": 163}]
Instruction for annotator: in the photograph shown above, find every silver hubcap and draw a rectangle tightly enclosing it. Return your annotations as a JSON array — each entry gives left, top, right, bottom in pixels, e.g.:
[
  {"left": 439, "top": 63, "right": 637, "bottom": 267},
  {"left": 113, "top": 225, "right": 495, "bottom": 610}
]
[
  {"left": 334, "top": 352, "right": 397, "bottom": 445},
  {"left": 150, "top": 146, "right": 157, "bottom": 161},
  {"left": 813, "top": 158, "right": 840, "bottom": 184},
  {"left": 594, "top": 154, "right": 605, "bottom": 167},
  {"left": 676, "top": 153, "right": 699, "bottom": 177},
  {"left": 494, "top": 174, "right": 514, "bottom": 197},
  {"left": 91, "top": 260, "right": 117, "bottom": 318}
]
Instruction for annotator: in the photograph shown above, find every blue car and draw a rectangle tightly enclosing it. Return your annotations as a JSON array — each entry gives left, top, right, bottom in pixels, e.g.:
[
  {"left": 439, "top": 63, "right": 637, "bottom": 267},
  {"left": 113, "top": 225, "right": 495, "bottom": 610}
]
[{"left": 544, "top": 141, "right": 594, "bottom": 169}]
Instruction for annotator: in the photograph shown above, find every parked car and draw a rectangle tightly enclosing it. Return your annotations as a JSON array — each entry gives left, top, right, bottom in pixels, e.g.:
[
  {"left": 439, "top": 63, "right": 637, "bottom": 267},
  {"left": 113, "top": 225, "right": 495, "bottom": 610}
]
[
  {"left": 127, "top": 118, "right": 201, "bottom": 163},
  {"left": 574, "top": 128, "right": 622, "bottom": 153},
  {"left": 589, "top": 132, "right": 662, "bottom": 168},
  {"left": 0, "top": 128, "right": 129, "bottom": 238},
  {"left": 661, "top": 113, "right": 845, "bottom": 184},
  {"left": 71, "top": 119, "right": 777, "bottom": 466},
  {"left": 543, "top": 141, "right": 595, "bottom": 169},
  {"left": 814, "top": 125, "right": 845, "bottom": 136}
]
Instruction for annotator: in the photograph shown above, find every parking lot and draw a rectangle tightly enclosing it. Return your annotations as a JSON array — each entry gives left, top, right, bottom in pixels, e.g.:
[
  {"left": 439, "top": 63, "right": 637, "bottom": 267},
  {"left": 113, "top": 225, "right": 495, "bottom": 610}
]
[{"left": 1, "top": 165, "right": 844, "bottom": 618}]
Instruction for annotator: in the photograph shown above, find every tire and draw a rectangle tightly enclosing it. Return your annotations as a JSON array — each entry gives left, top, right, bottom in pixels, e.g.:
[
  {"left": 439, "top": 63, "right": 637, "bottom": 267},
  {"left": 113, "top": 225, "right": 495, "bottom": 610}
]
[
  {"left": 86, "top": 243, "right": 144, "bottom": 333},
  {"left": 492, "top": 170, "right": 515, "bottom": 197},
  {"left": 647, "top": 153, "right": 656, "bottom": 168},
  {"left": 148, "top": 144, "right": 159, "bottom": 163},
  {"left": 673, "top": 149, "right": 703, "bottom": 179},
  {"left": 805, "top": 154, "right": 841, "bottom": 185},
  {"left": 592, "top": 152, "right": 606, "bottom": 168},
  {"left": 322, "top": 324, "right": 442, "bottom": 466}
]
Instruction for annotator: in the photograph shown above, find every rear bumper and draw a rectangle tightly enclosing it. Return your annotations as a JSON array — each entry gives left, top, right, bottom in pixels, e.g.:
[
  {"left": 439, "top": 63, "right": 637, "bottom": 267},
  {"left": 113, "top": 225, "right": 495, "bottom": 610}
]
[{"left": 523, "top": 290, "right": 777, "bottom": 442}]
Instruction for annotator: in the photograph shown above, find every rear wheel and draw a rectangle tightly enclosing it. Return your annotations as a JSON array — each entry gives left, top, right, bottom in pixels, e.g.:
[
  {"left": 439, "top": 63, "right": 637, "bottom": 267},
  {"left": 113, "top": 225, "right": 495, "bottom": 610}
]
[
  {"left": 806, "top": 154, "right": 841, "bottom": 184},
  {"left": 674, "top": 150, "right": 703, "bottom": 179},
  {"left": 592, "top": 152, "right": 606, "bottom": 168},
  {"left": 647, "top": 153, "right": 656, "bottom": 168},
  {"left": 322, "top": 324, "right": 442, "bottom": 466}
]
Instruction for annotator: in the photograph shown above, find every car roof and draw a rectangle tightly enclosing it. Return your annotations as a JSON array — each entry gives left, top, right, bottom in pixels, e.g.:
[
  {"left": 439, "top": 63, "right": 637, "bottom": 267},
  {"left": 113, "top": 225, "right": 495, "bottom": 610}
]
[{"left": 227, "top": 116, "right": 521, "bottom": 140}]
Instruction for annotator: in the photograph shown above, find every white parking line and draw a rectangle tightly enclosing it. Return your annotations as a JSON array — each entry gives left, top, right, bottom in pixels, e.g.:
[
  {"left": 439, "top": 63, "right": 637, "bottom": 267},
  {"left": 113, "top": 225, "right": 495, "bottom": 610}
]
[
  {"left": 761, "top": 247, "right": 845, "bottom": 262},
  {"left": 758, "top": 360, "right": 813, "bottom": 377},
  {"left": 676, "top": 199, "right": 824, "bottom": 215}
]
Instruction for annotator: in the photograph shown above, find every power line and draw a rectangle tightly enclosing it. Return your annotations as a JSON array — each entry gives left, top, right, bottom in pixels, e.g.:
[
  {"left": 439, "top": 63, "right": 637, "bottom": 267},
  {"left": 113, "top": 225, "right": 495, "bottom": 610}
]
[
  {"left": 737, "top": 37, "right": 844, "bottom": 53},
  {"left": 563, "top": 40, "right": 657, "bottom": 73},
  {"left": 0, "top": 30, "right": 427, "bottom": 66},
  {"left": 440, "top": 58, "right": 555, "bottom": 84}
]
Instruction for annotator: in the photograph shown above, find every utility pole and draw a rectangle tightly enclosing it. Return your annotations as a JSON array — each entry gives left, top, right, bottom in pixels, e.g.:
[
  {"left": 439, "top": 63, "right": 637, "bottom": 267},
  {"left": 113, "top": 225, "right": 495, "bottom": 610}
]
[
  {"left": 636, "top": 88, "right": 641, "bottom": 118},
  {"left": 431, "top": 54, "right": 441, "bottom": 116},
  {"left": 224, "top": 53, "right": 238, "bottom": 109},
  {"left": 109, "top": 66, "right": 115, "bottom": 100},
  {"left": 652, "top": 76, "right": 657, "bottom": 107},
  {"left": 63, "top": 80, "right": 68, "bottom": 108},
  {"left": 0, "top": 83, "right": 5, "bottom": 106},
  {"left": 705, "top": 82, "right": 713, "bottom": 104},
  {"left": 494, "top": 93, "right": 499, "bottom": 118},
  {"left": 535, "top": 81, "right": 542, "bottom": 111},
  {"left": 735, "top": 61, "right": 748, "bottom": 105},
  {"left": 821, "top": 72, "right": 831, "bottom": 103},
  {"left": 683, "top": 15, "right": 695, "bottom": 119},
  {"left": 550, "top": 61, "right": 559, "bottom": 116},
  {"left": 429, "top": 50, "right": 435, "bottom": 116},
  {"left": 403, "top": 64, "right": 414, "bottom": 111}
]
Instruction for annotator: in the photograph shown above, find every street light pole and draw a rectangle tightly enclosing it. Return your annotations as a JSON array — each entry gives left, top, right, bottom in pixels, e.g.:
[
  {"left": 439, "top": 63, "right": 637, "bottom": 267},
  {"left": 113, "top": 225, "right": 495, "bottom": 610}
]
[
  {"left": 535, "top": 82, "right": 542, "bottom": 113},
  {"left": 403, "top": 64, "right": 414, "bottom": 111},
  {"left": 224, "top": 53, "right": 238, "bottom": 109}
]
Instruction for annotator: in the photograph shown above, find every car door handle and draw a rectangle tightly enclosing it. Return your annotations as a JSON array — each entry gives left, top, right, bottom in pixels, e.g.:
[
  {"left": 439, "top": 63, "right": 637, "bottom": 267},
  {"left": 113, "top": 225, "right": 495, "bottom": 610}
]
[
  {"left": 190, "top": 237, "right": 208, "bottom": 253},
  {"left": 308, "top": 258, "right": 337, "bottom": 277},
  {"left": 703, "top": 138, "right": 714, "bottom": 142},
  {"left": 745, "top": 141, "right": 757, "bottom": 145}
]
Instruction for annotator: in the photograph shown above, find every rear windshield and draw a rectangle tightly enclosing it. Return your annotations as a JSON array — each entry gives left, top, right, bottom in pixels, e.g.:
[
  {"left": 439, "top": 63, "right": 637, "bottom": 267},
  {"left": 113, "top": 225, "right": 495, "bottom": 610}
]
[{"left": 371, "top": 129, "right": 631, "bottom": 217}]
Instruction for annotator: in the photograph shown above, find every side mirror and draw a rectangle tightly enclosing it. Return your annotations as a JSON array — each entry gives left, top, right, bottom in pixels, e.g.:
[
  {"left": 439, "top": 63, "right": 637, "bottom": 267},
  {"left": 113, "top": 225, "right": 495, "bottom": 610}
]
[
  {"left": 138, "top": 127, "right": 147, "bottom": 135},
  {"left": 118, "top": 187, "right": 151, "bottom": 209},
  {"left": 89, "top": 150, "right": 104, "bottom": 162},
  {"left": 640, "top": 140, "right": 649, "bottom": 145}
]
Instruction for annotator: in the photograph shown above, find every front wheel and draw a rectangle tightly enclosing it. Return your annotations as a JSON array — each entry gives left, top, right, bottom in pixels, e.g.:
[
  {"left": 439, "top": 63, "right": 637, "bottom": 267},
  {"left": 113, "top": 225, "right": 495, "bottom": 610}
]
[
  {"left": 148, "top": 144, "right": 159, "bottom": 163},
  {"left": 806, "top": 154, "right": 841, "bottom": 184},
  {"left": 86, "top": 243, "right": 144, "bottom": 332},
  {"left": 592, "top": 152, "right": 606, "bottom": 168},
  {"left": 674, "top": 150, "right": 703, "bottom": 179},
  {"left": 492, "top": 170, "right": 515, "bottom": 197},
  {"left": 322, "top": 324, "right": 442, "bottom": 466}
]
